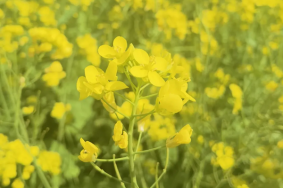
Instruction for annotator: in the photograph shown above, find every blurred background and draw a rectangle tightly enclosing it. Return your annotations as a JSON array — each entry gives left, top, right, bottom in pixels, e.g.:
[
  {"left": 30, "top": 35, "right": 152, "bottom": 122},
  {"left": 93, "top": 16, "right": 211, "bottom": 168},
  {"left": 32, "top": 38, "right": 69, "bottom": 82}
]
[{"left": 0, "top": 0, "right": 283, "bottom": 188}]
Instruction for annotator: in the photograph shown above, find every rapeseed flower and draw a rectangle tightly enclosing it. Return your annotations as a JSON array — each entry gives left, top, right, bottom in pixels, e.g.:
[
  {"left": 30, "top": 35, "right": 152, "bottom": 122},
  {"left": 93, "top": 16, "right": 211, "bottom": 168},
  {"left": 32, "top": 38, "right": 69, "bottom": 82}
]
[
  {"left": 78, "top": 138, "right": 99, "bottom": 162},
  {"left": 37, "top": 151, "right": 61, "bottom": 175},
  {"left": 112, "top": 121, "right": 128, "bottom": 149},
  {"left": 156, "top": 79, "right": 195, "bottom": 116},
  {"left": 166, "top": 124, "right": 193, "bottom": 148},
  {"left": 42, "top": 61, "right": 66, "bottom": 87},
  {"left": 76, "top": 65, "right": 128, "bottom": 100},
  {"left": 130, "top": 48, "right": 169, "bottom": 87},
  {"left": 51, "top": 102, "right": 71, "bottom": 119}
]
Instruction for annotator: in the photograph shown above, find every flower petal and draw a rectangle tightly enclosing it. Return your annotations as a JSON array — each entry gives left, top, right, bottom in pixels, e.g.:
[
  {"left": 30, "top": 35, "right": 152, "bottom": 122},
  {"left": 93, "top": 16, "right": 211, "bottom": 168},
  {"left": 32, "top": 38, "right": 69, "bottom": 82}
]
[
  {"left": 113, "top": 36, "right": 127, "bottom": 53},
  {"left": 153, "top": 57, "right": 168, "bottom": 71},
  {"left": 148, "top": 71, "right": 165, "bottom": 87},
  {"left": 106, "top": 61, "right": 118, "bottom": 81},
  {"left": 98, "top": 45, "right": 117, "bottom": 58},
  {"left": 117, "top": 43, "right": 134, "bottom": 65},
  {"left": 80, "top": 138, "right": 86, "bottom": 148},
  {"left": 112, "top": 121, "right": 123, "bottom": 142},
  {"left": 130, "top": 66, "right": 148, "bottom": 78},
  {"left": 76, "top": 77, "right": 89, "bottom": 100},
  {"left": 106, "top": 81, "right": 128, "bottom": 91},
  {"left": 85, "top": 65, "right": 100, "bottom": 84},
  {"left": 133, "top": 49, "right": 149, "bottom": 65},
  {"left": 156, "top": 94, "right": 183, "bottom": 116},
  {"left": 85, "top": 141, "right": 99, "bottom": 155}
]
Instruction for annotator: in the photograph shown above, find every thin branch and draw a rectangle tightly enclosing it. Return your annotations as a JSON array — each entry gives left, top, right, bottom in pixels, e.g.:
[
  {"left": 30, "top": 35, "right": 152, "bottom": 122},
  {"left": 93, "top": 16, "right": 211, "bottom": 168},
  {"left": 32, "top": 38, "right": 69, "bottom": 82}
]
[
  {"left": 101, "top": 98, "right": 130, "bottom": 119},
  {"left": 113, "top": 155, "right": 126, "bottom": 188},
  {"left": 90, "top": 162, "right": 131, "bottom": 184}
]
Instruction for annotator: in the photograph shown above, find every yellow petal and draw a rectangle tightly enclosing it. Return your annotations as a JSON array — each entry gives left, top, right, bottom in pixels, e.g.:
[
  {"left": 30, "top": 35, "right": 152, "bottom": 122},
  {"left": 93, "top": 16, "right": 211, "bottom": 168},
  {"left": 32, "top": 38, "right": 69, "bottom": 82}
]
[
  {"left": 98, "top": 45, "right": 117, "bottom": 58},
  {"left": 153, "top": 57, "right": 168, "bottom": 71},
  {"left": 130, "top": 66, "right": 148, "bottom": 78},
  {"left": 113, "top": 36, "right": 127, "bottom": 53},
  {"left": 166, "top": 124, "right": 193, "bottom": 148},
  {"left": 106, "top": 81, "right": 128, "bottom": 91},
  {"left": 156, "top": 94, "right": 183, "bottom": 116},
  {"left": 133, "top": 49, "right": 149, "bottom": 65},
  {"left": 117, "top": 43, "right": 134, "bottom": 65},
  {"left": 80, "top": 138, "right": 86, "bottom": 148},
  {"left": 117, "top": 131, "right": 128, "bottom": 149},
  {"left": 112, "top": 121, "right": 123, "bottom": 142},
  {"left": 76, "top": 77, "right": 89, "bottom": 100},
  {"left": 106, "top": 61, "right": 118, "bottom": 81},
  {"left": 85, "top": 141, "right": 99, "bottom": 155},
  {"left": 148, "top": 71, "right": 165, "bottom": 87},
  {"left": 85, "top": 65, "right": 100, "bottom": 84}
]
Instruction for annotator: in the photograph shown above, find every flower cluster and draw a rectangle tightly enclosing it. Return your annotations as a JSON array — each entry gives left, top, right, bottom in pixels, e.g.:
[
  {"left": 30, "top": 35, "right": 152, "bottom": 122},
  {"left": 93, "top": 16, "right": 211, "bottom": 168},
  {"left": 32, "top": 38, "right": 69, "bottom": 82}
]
[
  {"left": 211, "top": 142, "right": 235, "bottom": 170},
  {"left": 0, "top": 134, "right": 61, "bottom": 187}
]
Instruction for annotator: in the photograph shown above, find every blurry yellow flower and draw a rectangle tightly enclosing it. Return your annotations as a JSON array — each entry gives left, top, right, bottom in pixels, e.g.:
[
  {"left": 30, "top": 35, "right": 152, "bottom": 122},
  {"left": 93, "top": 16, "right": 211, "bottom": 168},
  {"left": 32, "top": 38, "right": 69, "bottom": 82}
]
[
  {"left": 42, "top": 61, "right": 66, "bottom": 87},
  {"left": 22, "top": 165, "right": 35, "bottom": 180},
  {"left": 0, "top": 9, "right": 4, "bottom": 19},
  {"left": 22, "top": 106, "right": 35, "bottom": 115},
  {"left": 11, "top": 178, "right": 24, "bottom": 188},
  {"left": 277, "top": 140, "right": 283, "bottom": 149},
  {"left": 166, "top": 124, "right": 193, "bottom": 148},
  {"left": 51, "top": 102, "right": 71, "bottom": 119},
  {"left": 229, "top": 84, "right": 243, "bottom": 114},
  {"left": 195, "top": 58, "right": 204, "bottom": 72},
  {"left": 265, "top": 81, "right": 278, "bottom": 92},
  {"left": 197, "top": 135, "right": 204, "bottom": 144},
  {"left": 262, "top": 47, "right": 270, "bottom": 55},
  {"left": 38, "top": 6, "right": 57, "bottom": 26},
  {"left": 237, "top": 184, "right": 249, "bottom": 188},
  {"left": 112, "top": 121, "right": 128, "bottom": 149},
  {"left": 130, "top": 48, "right": 169, "bottom": 87},
  {"left": 211, "top": 142, "right": 235, "bottom": 170},
  {"left": 76, "top": 34, "right": 101, "bottom": 66},
  {"left": 37, "top": 151, "right": 61, "bottom": 175},
  {"left": 78, "top": 138, "right": 99, "bottom": 162}
]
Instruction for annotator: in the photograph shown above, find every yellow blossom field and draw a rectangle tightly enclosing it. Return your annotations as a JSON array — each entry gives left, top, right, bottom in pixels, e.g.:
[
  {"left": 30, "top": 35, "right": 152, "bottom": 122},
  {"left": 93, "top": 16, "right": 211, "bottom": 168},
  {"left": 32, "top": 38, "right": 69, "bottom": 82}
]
[{"left": 1, "top": 0, "right": 283, "bottom": 188}]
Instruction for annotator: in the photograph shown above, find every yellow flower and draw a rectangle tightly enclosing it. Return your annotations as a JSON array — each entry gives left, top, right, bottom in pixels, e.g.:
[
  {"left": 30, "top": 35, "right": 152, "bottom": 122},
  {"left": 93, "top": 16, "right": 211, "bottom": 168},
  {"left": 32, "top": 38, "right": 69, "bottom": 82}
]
[
  {"left": 166, "top": 124, "right": 193, "bottom": 148},
  {"left": 130, "top": 48, "right": 169, "bottom": 87},
  {"left": 197, "top": 135, "right": 204, "bottom": 144},
  {"left": 277, "top": 140, "right": 283, "bottom": 149},
  {"left": 42, "top": 61, "right": 66, "bottom": 87},
  {"left": 22, "top": 106, "right": 34, "bottom": 115},
  {"left": 51, "top": 102, "right": 71, "bottom": 119},
  {"left": 22, "top": 165, "right": 35, "bottom": 180},
  {"left": 229, "top": 84, "right": 243, "bottom": 114},
  {"left": 211, "top": 142, "right": 235, "bottom": 170},
  {"left": 78, "top": 138, "right": 99, "bottom": 162},
  {"left": 156, "top": 79, "right": 195, "bottom": 116},
  {"left": 112, "top": 121, "right": 128, "bottom": 149},
  {"left": 265, "top": 81, "right": 278, "bottom": 92},
  {"left": 37, "top": 151, "right": 61, "bottom": 175},
  {"left": 98, "top": 36, "right": 133, "bottom": 65},
  {"left": 11, "top": 178, "right": 24, "bottom": 188},
  {"left": 76, "top": 65, "right": 128, "bottom": 100}
]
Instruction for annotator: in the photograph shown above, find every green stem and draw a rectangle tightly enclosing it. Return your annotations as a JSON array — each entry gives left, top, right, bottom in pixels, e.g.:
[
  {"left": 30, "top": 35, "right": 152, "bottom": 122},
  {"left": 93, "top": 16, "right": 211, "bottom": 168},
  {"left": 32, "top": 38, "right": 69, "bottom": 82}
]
[
  {"left": 125, "top": 67, "right": 136, "bottom": 91},
  {"left": 149, "top": 148, "right": 169, "bottom": 188},
  {"left": 34, "top": 162, "right": 52, "bottom": 188},
  {"left": 134, "top": 131, "right": 143, "bottom": 160},
  {"left": 90, "top": 162, "right": 130, "bottom": 184},
  {"left": 96, "top": 157, "right": 129, "bottom": 162},
  {"left": 128, "top": 82, "right": 140, "bottom": 188},
  {"left": 101, "top": 98, "right": 130, "bottom": 119},
  {"left": 155, "top": 162, "right": 160, "bottom": 188},
  {"left": 114, "top": 91, "right": 134, "bottom": 105},
  {"left": 113, "top": 155, "right": 126, "bottom": 188},
  {"left": 134, "top": 145, "right": 165, "bottom": 155}
]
